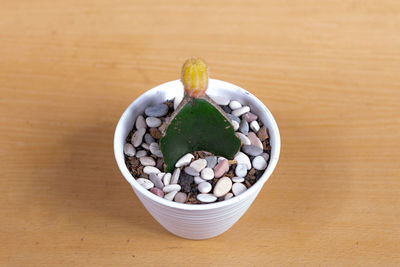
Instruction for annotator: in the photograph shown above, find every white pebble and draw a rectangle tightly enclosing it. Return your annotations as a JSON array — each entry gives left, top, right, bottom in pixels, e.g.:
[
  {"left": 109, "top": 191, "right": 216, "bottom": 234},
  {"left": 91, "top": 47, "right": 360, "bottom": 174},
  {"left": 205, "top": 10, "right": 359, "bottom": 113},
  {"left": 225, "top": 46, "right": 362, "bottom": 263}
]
[
  {"left": 146, "top": 117, "right": 162, "bottom": 128},
  {"left": 250, "top": 121, "right": 260, "bottom": 132},
  {"left": 252, "top": 156, "right": 268, "bottom": 170},
  {"left": 236, "top": 132, "right": 251, "bottom": 146},
  {"left": 261, "top": 153, "right": 270, "bottom": 162},
  {"left": 136, "top": 150, "right": 147, "bottom": 158},
  {"left": 163, "top": 184, "right": 181, "bottom": 193},
  {"left": 213, "top": 177, "right": 232, "bottom": 197},
  {"left": 217, "top": 157, "right": 227, "bottom": 163},
  {"left": 150, "top": 142, "right": 163, "bottom": 158},
  {"left": 235, "top": 164, "right": 247, "bottom": 177},
  {"left": 232, "top": 182, "right": 247, "bottom": 196},
  {"left": 210, "top": 95, "right": 229, "bottom": 106},
  {"left": 136, "top": 178, "right": 154, "bottom": 189},
  {"left": 232, "top": 176, "right": 245, "bottom": 183},
  {"left": 170, "top": 168, "right": 180, "bottom": 184},
  {"left": 157, "top": 172, "right": 165, "bottom": 179},
  {"left": 232, "top": 120, "right": 239, "bottom": 131},
  {"left": 234, "top": 152, "right": 252, "bottom": 170},
  {"left": 143, "top": 166, "right": 161, "bottom": 174},
  {"left": 131, "top": 128, "right": 146, "bottom": 147},
  {"left": 164, "top": 190, "right": 178, "bottom": 201},
  {"left": 197, "top": 193, "right": 217, "bottom": 203},
  {"left": 229, "top": 100, "right": 242, "bottom": 110},
  {"left": 194, "top": 176, "right": 206, "bottom": 184},
  {"left": 232, "top": 106, "right": 250, "bottom": 117},
  {"left": 224, "top": 193, "right": 234, "bottom": 200},
  {"left": 163, "top": 173, "right": 172, "bottom": 186},
  {"left": 175, "top": 153, "right": 194, "bottom": 167},
  {"left": 140, "top": 156, "right": 156, "bottom": 166},
  {"left": 135, "top": 115, "right": 147, "bottom": 129},
  {"left": 190, "top": 159, "right": 207, "bottom": 172},
  {"left": 174, "top": 95, "right": 183, "bottom": 110},
  {"left": 123, "top": 143, "right": 136, "bottom": 156},
  {"left": 198, "top": 182, "right": 212, "bottom": 193},
  {"left": 141, "top": 143, "right": 150, "bottom": 150},
  {"left": 200, "top": 168, "right": 214, "bottom": 180}
]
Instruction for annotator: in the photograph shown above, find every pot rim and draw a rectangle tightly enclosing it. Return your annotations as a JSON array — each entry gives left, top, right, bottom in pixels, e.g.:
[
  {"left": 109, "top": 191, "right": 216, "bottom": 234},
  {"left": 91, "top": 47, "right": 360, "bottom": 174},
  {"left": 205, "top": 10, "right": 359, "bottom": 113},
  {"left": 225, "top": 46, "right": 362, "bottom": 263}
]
[{"left": 114, "top": 79, "right": 281, "bottom": 211}]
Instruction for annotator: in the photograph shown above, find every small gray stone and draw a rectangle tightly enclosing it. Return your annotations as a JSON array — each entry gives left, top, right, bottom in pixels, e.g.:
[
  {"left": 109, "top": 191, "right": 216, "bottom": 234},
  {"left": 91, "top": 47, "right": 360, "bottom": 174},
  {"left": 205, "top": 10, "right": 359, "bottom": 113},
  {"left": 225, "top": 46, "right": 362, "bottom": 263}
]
[
  {"left": 145, "top": 103, "right": 169, "bottom": 117},
  {"left": 232, "top": 182, "right": 247, "bottom": 196},
  {"left": 144, "top": 133, "right": 155, "bottom": 145},
  {"left": 222, "top": 105, "right": 232, "bottom": 114},
  {"left": 131, "top": 128, "right": 146, "bottom": 147},
  {"left": 227, "top": 113, "right": 241, "bottom": 124},
  {"left": 123, "top": 143, "right": 136, "bottom": 156},
  {"left": 205, "top": 156, "right": 218, "bottom": 168},
  {"left": 149, "top": 173, "right": 164, "bottom": 189},
  {"left": 252, "top": 156, "right": 268, "bottom": 170},
  {"left": 235, "top": 164, "right": 247, "bottom": 177},
  {"left": 136, "top": 150, "right": 147, "bottom": 158},
  {"left": 242, "top": 145, "right": 263, "bottom": 156},
  {"left": 239, "top": 120, "right": 249, "bottom": 135},
  {"left": 170, "top": 168, "right": 180, "bottom": 184},
  {"left": 146, "top": 117, "right": 162, "bottom": 128},
  {"left": 198, "top": 182, "right": 212, "bottom": 194},
  {"left": 135, "top": 115, "right": 147, "bottom": 130},
  {"left": 197, "top": 193, "right": 217, "bottom": 203},
  {"left": 174, "top": 192, "right": 187, "bottom": 203},
  {"left": 184, "top": 166, "right": 199, "bottom": 177},
  {"left": 140, "top": 156, "right": 156, "bottom": 166}
]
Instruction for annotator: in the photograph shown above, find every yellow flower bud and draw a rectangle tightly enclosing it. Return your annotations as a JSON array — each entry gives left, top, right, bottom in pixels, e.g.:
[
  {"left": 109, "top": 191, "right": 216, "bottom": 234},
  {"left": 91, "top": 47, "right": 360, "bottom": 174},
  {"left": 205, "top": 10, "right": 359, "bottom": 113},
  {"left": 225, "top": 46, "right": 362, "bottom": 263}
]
[{"left": 181, "top": 58, "right": 209, "bottom": 98}]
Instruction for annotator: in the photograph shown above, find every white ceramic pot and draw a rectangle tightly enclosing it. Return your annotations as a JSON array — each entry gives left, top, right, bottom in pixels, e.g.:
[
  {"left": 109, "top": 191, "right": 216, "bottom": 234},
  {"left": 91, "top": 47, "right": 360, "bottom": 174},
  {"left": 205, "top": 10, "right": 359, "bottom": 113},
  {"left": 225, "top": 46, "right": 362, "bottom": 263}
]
[{"left": 114, "top": 79, "right": 281, "bottom": 240}]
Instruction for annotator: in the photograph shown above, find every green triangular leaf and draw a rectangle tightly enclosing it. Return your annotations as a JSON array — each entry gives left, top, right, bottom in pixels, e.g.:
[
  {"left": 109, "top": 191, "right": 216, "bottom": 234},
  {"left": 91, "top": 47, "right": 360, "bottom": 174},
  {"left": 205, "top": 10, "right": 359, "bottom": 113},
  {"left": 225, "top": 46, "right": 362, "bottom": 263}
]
[{"left": 160, "top": 98, "right": 241, "bottom": 172}]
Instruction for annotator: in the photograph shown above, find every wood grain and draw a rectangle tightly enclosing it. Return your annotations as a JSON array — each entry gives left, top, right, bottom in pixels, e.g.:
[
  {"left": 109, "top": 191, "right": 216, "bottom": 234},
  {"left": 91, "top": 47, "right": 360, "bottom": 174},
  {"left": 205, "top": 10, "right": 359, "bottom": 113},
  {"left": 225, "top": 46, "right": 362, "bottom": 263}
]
[{"left": 1, "top": 0, "right": 399, "bottom": 266}]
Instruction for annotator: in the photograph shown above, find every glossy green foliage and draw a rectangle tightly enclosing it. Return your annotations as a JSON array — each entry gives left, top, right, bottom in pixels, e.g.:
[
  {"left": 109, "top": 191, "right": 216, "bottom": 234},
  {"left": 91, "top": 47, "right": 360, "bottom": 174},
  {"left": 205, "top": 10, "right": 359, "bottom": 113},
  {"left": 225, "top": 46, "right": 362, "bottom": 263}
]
[{"left": 160, "top": 98, "right": 241, "bottom": 172}]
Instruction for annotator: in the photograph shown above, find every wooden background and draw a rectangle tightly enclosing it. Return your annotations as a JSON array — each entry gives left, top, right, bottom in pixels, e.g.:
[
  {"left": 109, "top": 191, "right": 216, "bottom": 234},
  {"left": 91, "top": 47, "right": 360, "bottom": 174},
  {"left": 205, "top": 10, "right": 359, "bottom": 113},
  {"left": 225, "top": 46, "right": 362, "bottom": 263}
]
[{"left": 1, "top": 0, "right": 399, "bottom": 266}]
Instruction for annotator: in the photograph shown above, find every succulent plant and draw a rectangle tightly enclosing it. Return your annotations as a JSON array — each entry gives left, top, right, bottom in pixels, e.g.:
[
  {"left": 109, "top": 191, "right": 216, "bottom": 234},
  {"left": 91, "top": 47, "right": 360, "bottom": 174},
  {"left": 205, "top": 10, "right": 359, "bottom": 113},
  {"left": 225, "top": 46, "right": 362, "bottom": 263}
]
[{"left": 160, "top": 58, "right": 241, "bottom": 172}]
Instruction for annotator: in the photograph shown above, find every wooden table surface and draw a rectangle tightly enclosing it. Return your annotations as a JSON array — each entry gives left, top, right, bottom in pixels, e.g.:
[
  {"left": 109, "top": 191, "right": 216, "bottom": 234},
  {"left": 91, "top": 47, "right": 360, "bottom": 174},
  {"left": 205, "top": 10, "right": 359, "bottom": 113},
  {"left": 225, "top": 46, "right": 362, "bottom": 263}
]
[{"left": 1, "top": 0, "right": 400, "bottom": 266}]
